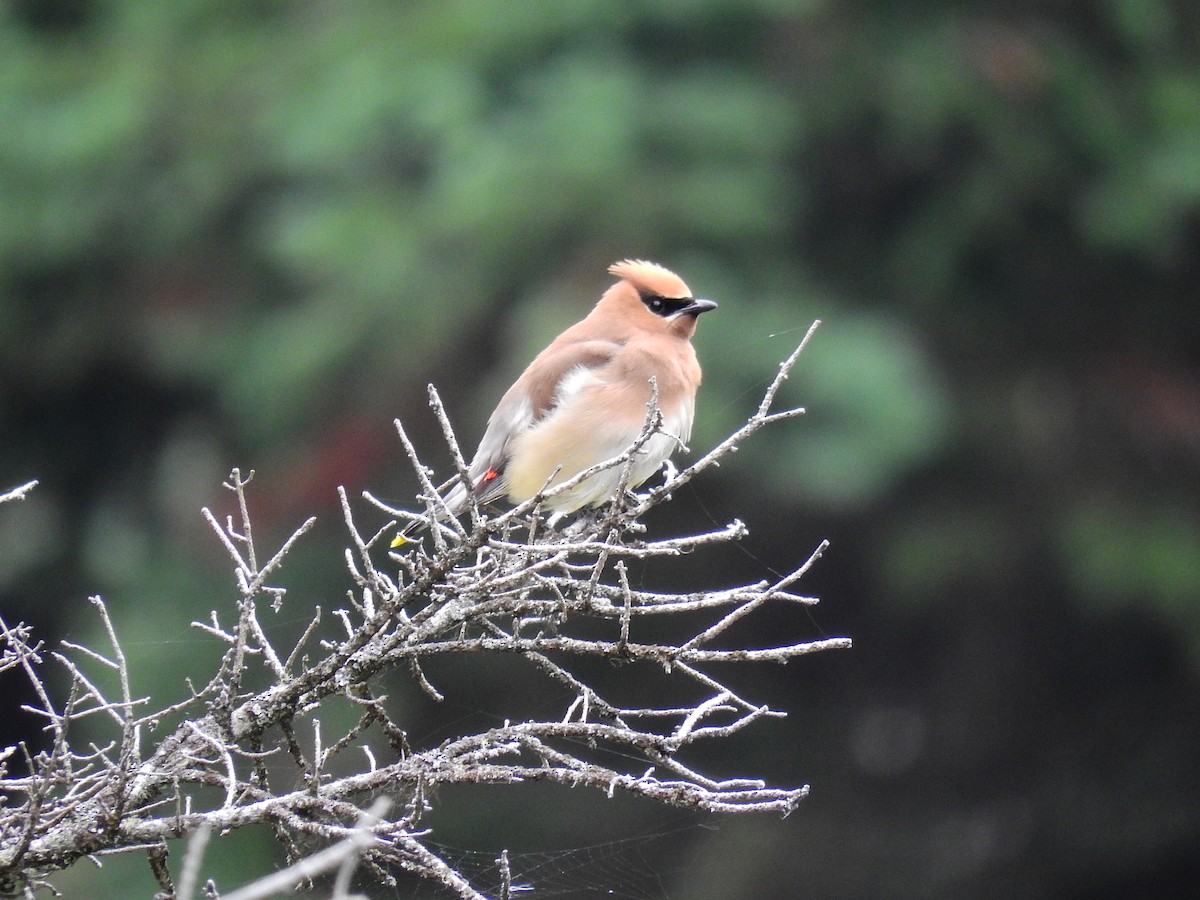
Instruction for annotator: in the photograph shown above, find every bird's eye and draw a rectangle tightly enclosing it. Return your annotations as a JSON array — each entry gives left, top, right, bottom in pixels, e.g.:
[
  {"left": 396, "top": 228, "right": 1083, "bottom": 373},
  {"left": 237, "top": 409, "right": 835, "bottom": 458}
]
[{"left": 640, "top": 291, "right": 689, "bottom": 317}]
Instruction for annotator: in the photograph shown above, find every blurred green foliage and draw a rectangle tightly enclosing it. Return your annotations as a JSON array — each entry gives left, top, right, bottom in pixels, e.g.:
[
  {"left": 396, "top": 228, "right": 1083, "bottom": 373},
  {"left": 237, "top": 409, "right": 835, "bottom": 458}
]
[{"left": 3, "top": 0, "right": 1200, "bottom": 897}]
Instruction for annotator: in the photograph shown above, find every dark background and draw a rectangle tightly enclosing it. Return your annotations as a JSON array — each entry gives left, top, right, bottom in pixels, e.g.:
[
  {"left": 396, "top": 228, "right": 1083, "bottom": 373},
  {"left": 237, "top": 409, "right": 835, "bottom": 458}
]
[{"left": 3, "top": 2, "right": 1199, "bottom": 897}]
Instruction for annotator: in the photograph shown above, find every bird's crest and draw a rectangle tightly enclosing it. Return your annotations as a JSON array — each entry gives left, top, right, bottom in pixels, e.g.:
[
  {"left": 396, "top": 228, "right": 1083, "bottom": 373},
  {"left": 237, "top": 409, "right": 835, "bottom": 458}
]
[{"left": 608, "top": 259, "right": 692, "bottom": 299}]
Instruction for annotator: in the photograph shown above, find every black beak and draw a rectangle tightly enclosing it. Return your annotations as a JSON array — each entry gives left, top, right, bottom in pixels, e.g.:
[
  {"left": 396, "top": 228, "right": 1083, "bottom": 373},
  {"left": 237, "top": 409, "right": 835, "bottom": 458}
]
[{"left": 682, "top": 298, "right": 718, "bottom": 316}]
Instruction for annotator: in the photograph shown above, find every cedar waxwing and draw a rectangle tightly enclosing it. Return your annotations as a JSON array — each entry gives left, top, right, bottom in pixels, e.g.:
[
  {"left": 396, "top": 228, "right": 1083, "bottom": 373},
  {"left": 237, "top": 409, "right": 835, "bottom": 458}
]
[{"left": 392, "top": 259, "right": 716, "bottom": 547}]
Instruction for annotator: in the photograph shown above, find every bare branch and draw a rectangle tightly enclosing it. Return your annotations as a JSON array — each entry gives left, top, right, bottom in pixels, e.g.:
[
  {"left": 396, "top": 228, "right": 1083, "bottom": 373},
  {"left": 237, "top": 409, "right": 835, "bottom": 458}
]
[
  {"left": 0, "top": 481, "right": 39, "bottom": 505},
  {"left": 0, "top": 328, "right": 848, "bottom": 898}
]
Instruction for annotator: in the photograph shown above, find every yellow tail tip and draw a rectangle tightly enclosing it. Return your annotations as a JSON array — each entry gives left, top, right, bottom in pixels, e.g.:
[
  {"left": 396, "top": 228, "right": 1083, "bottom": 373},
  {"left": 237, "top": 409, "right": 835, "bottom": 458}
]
[{"left": 389, "top": 533, "right": 410, "bottom": 549}]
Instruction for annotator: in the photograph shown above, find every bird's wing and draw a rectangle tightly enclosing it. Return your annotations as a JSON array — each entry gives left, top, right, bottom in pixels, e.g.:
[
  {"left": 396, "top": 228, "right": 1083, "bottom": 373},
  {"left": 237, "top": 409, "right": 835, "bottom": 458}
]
[{"left": 466, "top": 338, "right": 622, "bottom": 503}]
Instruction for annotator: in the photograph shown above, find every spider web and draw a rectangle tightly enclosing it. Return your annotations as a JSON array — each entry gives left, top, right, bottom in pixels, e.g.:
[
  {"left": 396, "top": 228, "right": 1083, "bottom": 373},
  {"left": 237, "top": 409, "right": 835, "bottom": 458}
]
[{"left": 394, "top": 821, "right": 706, "bottom": 899}]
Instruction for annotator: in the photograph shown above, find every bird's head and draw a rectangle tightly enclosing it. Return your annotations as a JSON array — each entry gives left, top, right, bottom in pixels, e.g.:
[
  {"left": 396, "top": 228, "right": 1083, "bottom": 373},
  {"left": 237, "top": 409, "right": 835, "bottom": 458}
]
[{"left": 602, "top": 259, "right": 718, "bottom": 339}]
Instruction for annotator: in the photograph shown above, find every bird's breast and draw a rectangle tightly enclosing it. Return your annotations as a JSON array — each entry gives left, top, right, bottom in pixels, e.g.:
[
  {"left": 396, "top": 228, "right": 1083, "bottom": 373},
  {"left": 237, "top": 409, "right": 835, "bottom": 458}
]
[{"left": 503, "top": 370, "right": 694, "bottom": 512}]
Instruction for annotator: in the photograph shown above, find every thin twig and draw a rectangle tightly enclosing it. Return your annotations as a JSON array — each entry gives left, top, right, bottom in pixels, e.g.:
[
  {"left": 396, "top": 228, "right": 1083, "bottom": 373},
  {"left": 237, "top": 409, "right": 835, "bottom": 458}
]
[{"left": 0, "top": 480, "right": 38, "bottom": 505}]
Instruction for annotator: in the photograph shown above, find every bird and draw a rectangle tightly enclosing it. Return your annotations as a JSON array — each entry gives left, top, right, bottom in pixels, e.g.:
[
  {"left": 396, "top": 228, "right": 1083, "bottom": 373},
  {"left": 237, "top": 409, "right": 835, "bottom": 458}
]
[{"left": 392, "top": 259, "right": 716, "bottom": 547}]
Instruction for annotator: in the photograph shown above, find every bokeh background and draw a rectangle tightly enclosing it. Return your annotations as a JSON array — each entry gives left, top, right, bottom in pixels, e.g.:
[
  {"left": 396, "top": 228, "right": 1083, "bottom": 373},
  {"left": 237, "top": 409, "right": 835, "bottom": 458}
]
[{"left": 3, "top": 1, "right": 1200, "bottom": 897}]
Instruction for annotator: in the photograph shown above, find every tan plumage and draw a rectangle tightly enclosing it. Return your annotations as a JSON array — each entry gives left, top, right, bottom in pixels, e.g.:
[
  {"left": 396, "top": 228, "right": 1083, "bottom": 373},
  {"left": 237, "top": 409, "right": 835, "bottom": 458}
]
[{"left": 393, "top": 259, "right": 716, "bottom": 546}]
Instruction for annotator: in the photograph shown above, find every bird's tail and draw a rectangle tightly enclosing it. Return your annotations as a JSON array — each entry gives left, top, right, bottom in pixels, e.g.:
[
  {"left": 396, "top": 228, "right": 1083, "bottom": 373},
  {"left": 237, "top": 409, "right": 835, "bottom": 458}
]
[
  {"left": 389, "top": 519, "right": 424, "bottom": 549},
  {"left": 389, "top": 478, "right": 474, "bottom": 548}
]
